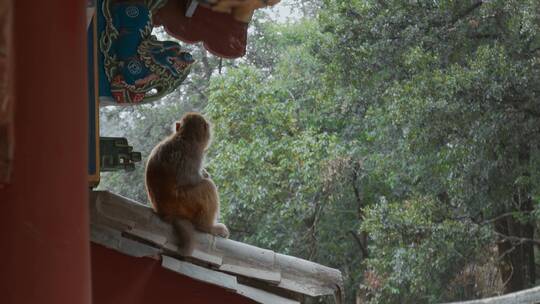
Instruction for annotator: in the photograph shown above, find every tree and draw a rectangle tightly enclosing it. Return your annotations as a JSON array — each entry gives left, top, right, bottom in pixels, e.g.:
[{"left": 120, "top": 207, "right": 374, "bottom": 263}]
[{"left": 319, "top": 0, "right": 540, "bottom": 299}]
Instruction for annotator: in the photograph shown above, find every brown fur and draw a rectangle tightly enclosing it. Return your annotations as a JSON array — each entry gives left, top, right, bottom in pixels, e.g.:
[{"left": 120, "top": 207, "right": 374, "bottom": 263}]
[{"left": 145, "top": 113, "right": 229, "bottom": 245}]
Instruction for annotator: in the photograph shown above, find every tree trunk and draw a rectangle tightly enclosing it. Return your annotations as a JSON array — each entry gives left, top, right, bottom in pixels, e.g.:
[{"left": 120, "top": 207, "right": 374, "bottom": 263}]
[
  {"left": 496, "top": 143, "right": 536, "bottom": 293},
  {"left": 495, "top": 201, "right": 536, "bottom": 293},
  {"left": 518, "top": 144, "right": 536, "bottom": 287},
  {"left": 495, "top": 216, "right": 524, "bottom": 293},
  {"left": 520, "top": 198, "right": 535, "bottom": 286}
]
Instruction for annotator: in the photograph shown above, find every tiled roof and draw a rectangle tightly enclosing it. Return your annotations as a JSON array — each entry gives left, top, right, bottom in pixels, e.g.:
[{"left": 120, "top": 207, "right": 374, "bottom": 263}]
[{"left": 90, "top": 191, "right": 344, "bottom": 304}]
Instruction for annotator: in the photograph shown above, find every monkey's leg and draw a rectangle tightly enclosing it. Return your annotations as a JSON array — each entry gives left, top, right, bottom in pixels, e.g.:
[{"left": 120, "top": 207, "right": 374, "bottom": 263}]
[{"left": 191, "top": 179, "right": 230, "bottom": 238}]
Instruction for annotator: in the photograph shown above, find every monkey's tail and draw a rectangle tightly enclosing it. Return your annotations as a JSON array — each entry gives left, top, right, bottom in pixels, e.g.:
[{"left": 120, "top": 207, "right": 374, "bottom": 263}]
[{"left": 172, "top": 218, "right": 195, "bottom": 256}]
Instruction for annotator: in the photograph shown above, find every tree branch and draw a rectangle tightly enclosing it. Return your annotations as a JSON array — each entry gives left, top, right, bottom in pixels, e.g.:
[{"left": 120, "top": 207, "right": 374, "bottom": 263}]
[
  {"left": 494, "top": 232, "right": 540, "bottom": 247},
  {"left": 451, "top": 1, "right": 484, "bottom": 24},
  {"left": 350, "top": 162, "right": 364, "bottom": 219},
  {"left": 479, "top": 211, "right": 533, "bottom": 226},
  {"left": 433, "top": 1, "right": 484, "bottom": 27},
  {"left": 349, "top": 230, "right": 369, "bottom": 258}
]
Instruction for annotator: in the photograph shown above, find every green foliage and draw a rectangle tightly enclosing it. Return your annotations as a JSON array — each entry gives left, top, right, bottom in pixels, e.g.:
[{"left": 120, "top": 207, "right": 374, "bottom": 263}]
[
  {"left": 205, "top": 64, "right": 354, "bottom": 259},
  {"left": 362, "top": 197, "right": 491, "bottom": 303},
  {"left": 319, "top": 0, "right": 540, "bottom": 301}
]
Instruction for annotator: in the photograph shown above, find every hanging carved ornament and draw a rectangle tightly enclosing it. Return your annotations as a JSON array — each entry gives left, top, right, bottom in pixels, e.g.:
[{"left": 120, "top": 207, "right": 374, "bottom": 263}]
[
  {"left": 99, "top": 0, "right": 194, "bottom": 105},
  {"left": 153, "top": 0, "right": 280, "bottom": 59},
  {"left": 0, "top": 0, "right": 13, "bottom": 186}
]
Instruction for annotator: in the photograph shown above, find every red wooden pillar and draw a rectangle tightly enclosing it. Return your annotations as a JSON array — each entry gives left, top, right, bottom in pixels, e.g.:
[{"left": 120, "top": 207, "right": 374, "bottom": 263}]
[{"left": 0, "top": 1, "right": 91, "bottom": 304}]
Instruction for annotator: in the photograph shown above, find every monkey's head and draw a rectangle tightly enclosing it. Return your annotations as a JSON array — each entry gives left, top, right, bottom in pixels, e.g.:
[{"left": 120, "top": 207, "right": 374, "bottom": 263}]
[{"left": 175, "top": 112, "right": 211, "bottom": 148}]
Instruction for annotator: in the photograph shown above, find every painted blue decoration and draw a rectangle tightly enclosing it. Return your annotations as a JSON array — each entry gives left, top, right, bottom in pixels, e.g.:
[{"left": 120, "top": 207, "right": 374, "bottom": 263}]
[{"left": 98, "top": 0, "right": 193, "bottom": 105}]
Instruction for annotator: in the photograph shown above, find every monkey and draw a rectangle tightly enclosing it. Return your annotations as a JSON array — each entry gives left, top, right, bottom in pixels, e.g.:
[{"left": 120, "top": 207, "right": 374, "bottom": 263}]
[{"left": 145, "top": 112, "right": 229, "bottom": 253}]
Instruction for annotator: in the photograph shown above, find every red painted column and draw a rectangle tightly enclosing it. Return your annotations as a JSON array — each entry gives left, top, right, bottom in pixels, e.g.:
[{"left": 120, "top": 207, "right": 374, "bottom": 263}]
[{"left": 0, "top": 1, "right": 91, "bottom": 304}]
